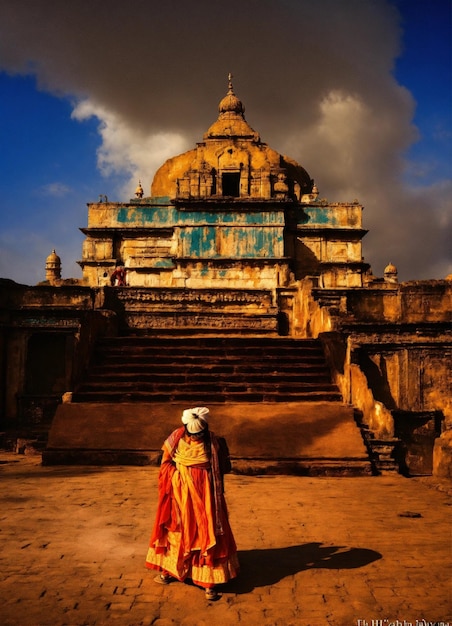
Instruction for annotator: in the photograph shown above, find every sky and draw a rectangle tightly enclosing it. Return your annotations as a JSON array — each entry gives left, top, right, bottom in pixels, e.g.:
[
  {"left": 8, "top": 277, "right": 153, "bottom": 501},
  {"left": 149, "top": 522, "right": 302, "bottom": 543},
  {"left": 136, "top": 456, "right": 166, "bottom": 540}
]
[{"left": 0, "top": 0, "right": 451, "bottom": 285}]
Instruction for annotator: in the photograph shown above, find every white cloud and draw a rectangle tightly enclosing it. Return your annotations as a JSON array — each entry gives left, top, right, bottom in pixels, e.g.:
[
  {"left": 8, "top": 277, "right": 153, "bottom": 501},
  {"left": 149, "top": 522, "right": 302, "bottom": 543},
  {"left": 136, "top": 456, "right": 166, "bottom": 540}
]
[
  {"left": 72, "top": 100, "right": 190, "bottom": 199},
  {"left": 0, "top": 0, "right": 450, "bottom": 281},
  {"left": 36, "top": 181, "right": 72, "bottom": 197}
]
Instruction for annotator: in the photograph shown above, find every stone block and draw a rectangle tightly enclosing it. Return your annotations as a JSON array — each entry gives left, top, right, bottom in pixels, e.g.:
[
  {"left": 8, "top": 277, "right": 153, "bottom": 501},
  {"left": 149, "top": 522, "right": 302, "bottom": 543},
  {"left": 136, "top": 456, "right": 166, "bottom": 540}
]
[{"left": 433, "top": 430, "right": 452, "bottom": 478}]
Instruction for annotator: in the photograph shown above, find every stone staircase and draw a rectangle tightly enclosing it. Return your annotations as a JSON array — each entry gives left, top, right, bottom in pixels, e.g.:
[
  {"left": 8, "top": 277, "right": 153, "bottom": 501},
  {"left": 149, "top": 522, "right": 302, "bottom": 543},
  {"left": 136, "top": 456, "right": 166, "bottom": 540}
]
[
  {"left": 73, "top": 337, "right": 343, "bottom": 404},
  {"left": 44, "top": 336, "right": 373, "bottom": 475}
]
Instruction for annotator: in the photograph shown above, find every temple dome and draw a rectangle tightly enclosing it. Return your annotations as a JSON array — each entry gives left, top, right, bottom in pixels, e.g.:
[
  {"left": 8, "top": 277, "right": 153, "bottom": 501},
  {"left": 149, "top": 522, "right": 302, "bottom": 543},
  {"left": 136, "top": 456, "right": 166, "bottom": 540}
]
[
  {"left": 384, "top": 262, "right": 398, "bottom": 284},
  {"left": 384, "top": 262, "right": 398, "bottom": 275},
  {"left": 150, "top": 76, "right": 312, "bottom": 199},
  {"left": 46, "top": 249, "right": 61, "bottom": 265}
]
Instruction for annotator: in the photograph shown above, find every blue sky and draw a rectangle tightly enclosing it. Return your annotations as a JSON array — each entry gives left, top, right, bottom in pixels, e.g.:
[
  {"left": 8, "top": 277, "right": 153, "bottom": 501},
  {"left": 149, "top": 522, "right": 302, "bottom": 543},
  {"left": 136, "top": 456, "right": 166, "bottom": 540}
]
[
  {"left": 393, "top": 0, "right": 451, "bottom": 184},
  {"left": 0, "top": 0, "right": 451, "bottom": 284}
]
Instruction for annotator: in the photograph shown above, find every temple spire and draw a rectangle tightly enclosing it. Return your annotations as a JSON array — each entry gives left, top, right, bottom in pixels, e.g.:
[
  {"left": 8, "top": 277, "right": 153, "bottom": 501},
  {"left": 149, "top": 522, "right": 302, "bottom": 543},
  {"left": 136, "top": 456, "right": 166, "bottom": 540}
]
[
  {"left": 228, "top": 72, "right": 233, "bottom": 92},
  {"left": 203, "top": 73, "right": 259, "bottom": 140},
  {"left": 218, "top": 73, "right": 244, "bottom": 116}
]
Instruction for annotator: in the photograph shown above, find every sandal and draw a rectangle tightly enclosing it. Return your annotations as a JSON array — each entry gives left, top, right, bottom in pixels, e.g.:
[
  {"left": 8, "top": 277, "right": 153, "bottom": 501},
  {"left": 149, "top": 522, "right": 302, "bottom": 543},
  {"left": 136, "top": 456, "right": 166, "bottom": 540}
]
[
  {"left": 154, "top": 573, "right": 173, "bottom": 585},
  {"left": 205, "top": 587, "right": 221, "bottom": 601}
]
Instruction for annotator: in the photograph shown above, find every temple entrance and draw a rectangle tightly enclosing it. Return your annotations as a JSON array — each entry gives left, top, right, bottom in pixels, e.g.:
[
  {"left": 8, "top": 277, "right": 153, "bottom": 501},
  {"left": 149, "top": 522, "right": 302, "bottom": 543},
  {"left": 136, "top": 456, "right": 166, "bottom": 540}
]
[
  {"left": 20, "top": 332, "right": 72, "bottom": 426},
  {"left": 25, "top": 333, "right": 68, "bottom": 394},
  {"left": 222, "top": 172, "right": 240, "bottom": 197}
]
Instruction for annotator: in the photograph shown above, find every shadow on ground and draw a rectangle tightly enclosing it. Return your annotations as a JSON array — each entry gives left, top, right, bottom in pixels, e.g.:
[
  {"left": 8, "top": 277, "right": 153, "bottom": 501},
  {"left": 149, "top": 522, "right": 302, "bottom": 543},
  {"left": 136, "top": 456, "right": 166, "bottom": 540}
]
[
  {"left": 226, "top": 542, "right": 382, "bottom": 593},
  {"left": 0, "top": 463, "right": 130, "bottom": 480}
]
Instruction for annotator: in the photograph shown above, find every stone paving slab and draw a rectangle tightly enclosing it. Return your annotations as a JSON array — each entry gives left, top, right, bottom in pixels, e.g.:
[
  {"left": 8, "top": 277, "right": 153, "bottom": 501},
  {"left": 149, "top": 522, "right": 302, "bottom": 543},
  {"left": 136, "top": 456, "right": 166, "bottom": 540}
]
[{"left": 0, "top": 452, "right": 451, "bottom": 626}]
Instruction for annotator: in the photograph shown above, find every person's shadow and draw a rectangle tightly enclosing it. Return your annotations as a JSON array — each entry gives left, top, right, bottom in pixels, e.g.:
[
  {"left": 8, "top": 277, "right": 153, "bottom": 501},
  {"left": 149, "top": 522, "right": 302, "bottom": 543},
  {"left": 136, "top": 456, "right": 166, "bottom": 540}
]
[{"left": 226, "top": 543, "right": 382, "bottom": 594}]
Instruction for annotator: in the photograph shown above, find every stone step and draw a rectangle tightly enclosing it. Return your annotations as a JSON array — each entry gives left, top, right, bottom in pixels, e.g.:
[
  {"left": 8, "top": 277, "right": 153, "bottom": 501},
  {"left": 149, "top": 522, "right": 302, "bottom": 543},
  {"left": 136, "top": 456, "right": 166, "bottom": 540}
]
[
  {"left": 72, "top": 390, "right": 343, "bottom": 403},
  {"left": 81, "top": 371, "right": 333, "bottom": 391},
  {"left": 77, "top": 380, "right": 337, "bottom": 393},
  {"left": 94, "top": 339, "right": 322, "bottom": 354},
  {"left": 43, "top": 402, "right": 372, "bottom": 475},
  {"left": 86, "top": 363, "right": 329, "bottom": 376},
  {"left": 92, "top": 338, "right": 325, "bottom": 357},
  {"left": 79, "top": 371, "right": 332, "bottom": 384},
  {"left": 96, "top": 336, "right": 322, "bottom": 346},
  {"left": 93, "top": 352, "right": 326, "bottom": 363},
  {"left": 74, "top": 336, "right": 341, "bottom": 403},
  {"left": 232, "top": 458, "right": 373, "bottom": 477}
]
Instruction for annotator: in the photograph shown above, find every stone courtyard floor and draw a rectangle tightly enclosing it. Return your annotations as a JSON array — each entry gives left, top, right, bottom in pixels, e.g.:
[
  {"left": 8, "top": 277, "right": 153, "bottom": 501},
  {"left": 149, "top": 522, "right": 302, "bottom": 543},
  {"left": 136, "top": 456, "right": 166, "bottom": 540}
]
[{"left": 0, "top": 451, "right": 451, "bottom": 626}]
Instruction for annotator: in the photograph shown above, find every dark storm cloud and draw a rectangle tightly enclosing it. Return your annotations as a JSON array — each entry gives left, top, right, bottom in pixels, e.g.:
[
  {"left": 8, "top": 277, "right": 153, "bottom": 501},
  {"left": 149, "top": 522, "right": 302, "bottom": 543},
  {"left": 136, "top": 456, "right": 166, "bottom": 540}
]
[
  {"left": 0, "top": 0, "right": 450, "bottom": 280},
  {"left": 0, "top": 0, "right": 400, "bottom": 135}
]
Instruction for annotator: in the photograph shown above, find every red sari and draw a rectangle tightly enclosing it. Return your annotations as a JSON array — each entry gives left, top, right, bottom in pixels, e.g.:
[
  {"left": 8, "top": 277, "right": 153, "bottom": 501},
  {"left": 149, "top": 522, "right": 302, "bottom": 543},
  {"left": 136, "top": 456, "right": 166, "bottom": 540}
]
[{"left": 145, "top": 427, "right": 239, "bottom": 588}]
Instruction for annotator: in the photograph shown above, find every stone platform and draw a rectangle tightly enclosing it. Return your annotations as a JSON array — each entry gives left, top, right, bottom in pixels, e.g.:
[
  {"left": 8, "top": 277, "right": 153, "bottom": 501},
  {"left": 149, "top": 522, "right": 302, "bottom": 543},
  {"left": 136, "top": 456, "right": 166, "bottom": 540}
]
[
  {"left": 0, "top": 452, "right": 450, "bottom": 625},
  {"left": 43, "top": 402, "right": 371, "bottom": 475}
]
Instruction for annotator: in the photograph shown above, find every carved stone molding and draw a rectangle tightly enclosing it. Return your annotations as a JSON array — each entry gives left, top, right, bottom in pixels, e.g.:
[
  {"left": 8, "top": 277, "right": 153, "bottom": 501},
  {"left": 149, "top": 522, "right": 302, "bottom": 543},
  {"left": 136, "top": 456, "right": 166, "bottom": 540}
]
[{"left": 124, "top": 312, "right": 277, "bottom": 331}]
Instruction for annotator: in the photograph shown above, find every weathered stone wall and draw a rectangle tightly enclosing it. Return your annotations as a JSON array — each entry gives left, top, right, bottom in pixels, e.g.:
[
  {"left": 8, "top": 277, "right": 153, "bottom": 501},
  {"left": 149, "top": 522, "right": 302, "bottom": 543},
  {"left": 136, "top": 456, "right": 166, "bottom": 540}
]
[
  {"left": 290, "top": 278, "right": 338, "bottom": 338},
  {"left": 296, "top": 279, "right": 452, "bottom": 475},
  {"left": 80, "top": 199, "right": 289, "bottom": 289},
  {"left": 343, "top": 280, "right": 452, "bottom": 435},
  {"left": 0, "top": 283, "right": 117, "bottom": 426},
  {"left": 80, "top": 200, "right": 368, "bottom": 291},
  {"left": 294, "top": 202, "right": 368, "bottom": 288},
  {"left": 101, "top": 286, "right": 278, "bottom": 334},
  {"left": 346, "top": 281, "right": 452, "bottom": 324}
]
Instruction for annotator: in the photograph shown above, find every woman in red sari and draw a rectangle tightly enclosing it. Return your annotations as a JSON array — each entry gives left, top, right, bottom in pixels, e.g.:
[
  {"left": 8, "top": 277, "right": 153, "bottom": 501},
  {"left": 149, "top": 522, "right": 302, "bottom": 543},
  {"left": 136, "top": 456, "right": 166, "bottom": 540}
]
[{"left": 145, "top": 407, "right": 239, "bottom": 601}]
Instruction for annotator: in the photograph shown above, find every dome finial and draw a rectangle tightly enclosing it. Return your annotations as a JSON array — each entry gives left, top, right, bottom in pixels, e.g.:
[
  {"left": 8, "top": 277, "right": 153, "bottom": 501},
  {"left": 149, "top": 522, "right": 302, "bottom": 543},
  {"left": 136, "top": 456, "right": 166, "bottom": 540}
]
[
  {"left": 135, "top": 180, "right": 144, "bottom": 198},
  {"left": 218, "top": 73, "right": 244, "bottom": 116},
  {"left": 228, "top": 72, "right": 233, "bottom": 92}
]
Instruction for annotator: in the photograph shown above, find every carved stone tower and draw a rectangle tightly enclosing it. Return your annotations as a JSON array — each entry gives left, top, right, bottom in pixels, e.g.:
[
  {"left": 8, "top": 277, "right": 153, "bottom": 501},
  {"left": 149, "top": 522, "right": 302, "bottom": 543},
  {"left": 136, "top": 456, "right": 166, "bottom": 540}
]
[{"left": 45, "top": 249, "right": 61, "bottom": 284}]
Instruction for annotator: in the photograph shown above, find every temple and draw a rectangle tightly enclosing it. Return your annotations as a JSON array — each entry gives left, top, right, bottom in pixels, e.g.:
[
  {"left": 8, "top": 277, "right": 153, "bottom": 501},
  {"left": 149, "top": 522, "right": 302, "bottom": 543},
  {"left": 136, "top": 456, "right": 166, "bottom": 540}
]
[
  {"left": 1, "top": 77, "right": 451, "bottom": 477},
  {"left": 80, "top": 75, "right": 367, "bottom": 295}
]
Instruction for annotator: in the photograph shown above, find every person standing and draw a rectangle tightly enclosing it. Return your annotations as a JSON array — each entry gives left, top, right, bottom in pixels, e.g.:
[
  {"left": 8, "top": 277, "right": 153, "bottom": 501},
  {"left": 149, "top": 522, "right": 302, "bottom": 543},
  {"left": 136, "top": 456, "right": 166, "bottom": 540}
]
[
  {"left": 145, "top": 407, "right": 239, "bottom": 601},
  {"left": 110, "top": 264, "right": 126, "bottom": 286}
]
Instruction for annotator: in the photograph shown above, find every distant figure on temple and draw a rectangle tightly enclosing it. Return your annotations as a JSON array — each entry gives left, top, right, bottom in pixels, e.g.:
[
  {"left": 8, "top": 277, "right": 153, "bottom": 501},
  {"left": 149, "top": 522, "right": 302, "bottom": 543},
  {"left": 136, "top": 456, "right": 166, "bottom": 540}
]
[{"left": 110, "top": 264, "right": 127, "bottom": 286}]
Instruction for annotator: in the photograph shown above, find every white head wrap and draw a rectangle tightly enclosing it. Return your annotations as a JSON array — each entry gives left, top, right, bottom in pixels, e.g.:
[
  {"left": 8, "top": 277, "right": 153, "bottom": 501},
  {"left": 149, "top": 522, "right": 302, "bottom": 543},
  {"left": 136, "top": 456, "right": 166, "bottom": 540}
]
[{"left": 181, "top": 406, "right": 210, "bottom": 434}]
